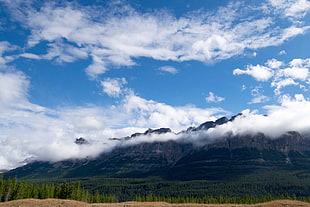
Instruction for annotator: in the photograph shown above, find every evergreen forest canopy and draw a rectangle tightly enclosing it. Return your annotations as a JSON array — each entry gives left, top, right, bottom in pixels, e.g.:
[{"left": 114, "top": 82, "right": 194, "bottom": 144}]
[{"left": 1, "top": 175, "right": 310, "bottom": 204}]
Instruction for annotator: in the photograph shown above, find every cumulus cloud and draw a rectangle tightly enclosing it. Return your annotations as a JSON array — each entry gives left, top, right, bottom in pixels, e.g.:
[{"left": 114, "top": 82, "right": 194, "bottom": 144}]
[
  {"left": 234, "top": 58, "right": 310, "bottom": 95},
  {"left": 120, "top": 91, "right": 227, "bottom": 130},
  {"left": 101, "top": 78, "right": 127, "bottom": 98},
  {"left": 233, "top": 64, "right": 274, "bottom": 81},
  {"left": 205, "top": 92, "right": 225, "bottom": 103},
  {"left": 1, "top": 0, "right": 309, "bottom": 77},
  {"left": 266, "top": 58, "right": 283, "bottom": 69}
]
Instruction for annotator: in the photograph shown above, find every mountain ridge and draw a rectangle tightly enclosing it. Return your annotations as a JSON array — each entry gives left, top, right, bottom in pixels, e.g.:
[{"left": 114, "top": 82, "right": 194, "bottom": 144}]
[{"left": 4, "top": 114, "right": 310, "bottom": 181}]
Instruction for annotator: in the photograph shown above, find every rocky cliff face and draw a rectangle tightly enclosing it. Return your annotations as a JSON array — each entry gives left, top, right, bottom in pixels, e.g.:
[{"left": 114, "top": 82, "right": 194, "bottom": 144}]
[{"left": 205, "top": 131, "right": 310, "bottom": 152}]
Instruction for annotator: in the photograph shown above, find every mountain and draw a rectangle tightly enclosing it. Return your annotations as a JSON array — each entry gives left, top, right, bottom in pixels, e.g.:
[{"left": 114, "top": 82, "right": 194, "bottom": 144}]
[{"left": 4, "top": 115, "right": 310, "bottom": 182}]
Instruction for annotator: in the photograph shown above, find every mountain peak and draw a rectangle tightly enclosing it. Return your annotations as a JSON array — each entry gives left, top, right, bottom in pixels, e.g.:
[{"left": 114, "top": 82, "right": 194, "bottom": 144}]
[
  {"left": 130, "top": 128, "right": 173, "bottom": 138},
  {"left": 186, "top": 116, "right": 232, "bottom": 132},
  {"left": 74, "top": 137, "right": 89, "bottom": 145}
]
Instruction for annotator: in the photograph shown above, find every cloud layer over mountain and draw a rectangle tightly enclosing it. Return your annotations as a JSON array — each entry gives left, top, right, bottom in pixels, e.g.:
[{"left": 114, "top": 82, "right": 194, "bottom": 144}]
[
  {"left": 1, "top": 68, "right": 310, "bottom": 170},
  {"left": 0, "top": 0, "right": 310, "bottom": 170}
]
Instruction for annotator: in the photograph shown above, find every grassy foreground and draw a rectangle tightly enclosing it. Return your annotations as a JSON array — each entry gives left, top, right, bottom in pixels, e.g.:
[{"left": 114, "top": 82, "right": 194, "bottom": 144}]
[{"left": 0, "top": 199, "right": 309, "bottom": 207}]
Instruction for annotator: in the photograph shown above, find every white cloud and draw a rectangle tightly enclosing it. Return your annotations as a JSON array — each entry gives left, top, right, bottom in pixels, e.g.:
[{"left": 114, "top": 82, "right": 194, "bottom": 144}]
[
  {"left": 199, "top": 95, "right": 310, "bottom": 139},
  {"left": 19, "top": 53, "right": 41, "bottom": 60},
  {"left": 1, "top": 1, "right": 309, "bottom": 77},
  {"left": 0, "top": 93, "right": 228, "bottom": 169},
  {"left": 122, "top": 91, "right": 227, "bottom": 130},
  {"left": 0, "top": 68, "right": 309, "bottom": 170},
  {"left": 272, "top": 78, "right": 299, "bottom": 95},
  {"left": 248, "top": 95, "right": 270, "bottom": 104},
  {"left": 282, "top": 67, "right": 309, "bottom": 81},
  {"left": 0, "top": 41, "right": 17, "bottom": 65},
  {"left": 267, "top": 0, "right": 310, "bottom": 19},
  {"left": 85, "top": 56, "right": 108, "bottom": 79},
  {"left": 233, "top": 64, "right": 274, "bottom": 81},
  {"left": 248, "top": 86, "right": 270, "bottom": 104},
  {"left": 285, "top": 0, "right": 310, "bottom": 17},
  {"left": 101, "top": 78, "right": 127, "bottom": 98},
  {"left": 0, "top": 73, "right": 228, "bottom": 169},
  {"left": 0, "top": 71, "right": 29, "bottom": 106},
  {"left": 234, "top": 58, "right": 310, "bottom": 95},
  {"left": 266, "top": 58, "right": 283, "bottom": 69},
  {"left": 289, "top": 58, "right": 310, "bottom": 67},
  {"left": 205, "top": 92, "right": 225, "bottom": 103},
  {"left": 279, "top": 50, "right": 286, "bottom": 55},
  {"left": 241, "top": 84, "right": 247, "bottom": 91},
  {"left": 157, "top": 66, "right": 178, "bottom": 74},
  {"left": 2, "top": 87, "right": 310, "bottom": 169}
]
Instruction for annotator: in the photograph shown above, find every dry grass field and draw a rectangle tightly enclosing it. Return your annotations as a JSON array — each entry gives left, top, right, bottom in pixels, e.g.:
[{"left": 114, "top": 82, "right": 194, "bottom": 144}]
[{"left": 0, "top": 199, "right": 309, "bottom": 207}]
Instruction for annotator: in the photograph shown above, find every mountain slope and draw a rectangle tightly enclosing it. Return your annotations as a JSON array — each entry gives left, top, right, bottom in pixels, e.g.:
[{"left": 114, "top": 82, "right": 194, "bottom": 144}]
[{"left": 4, "top": 116, "right": 310, "bottom": 182}]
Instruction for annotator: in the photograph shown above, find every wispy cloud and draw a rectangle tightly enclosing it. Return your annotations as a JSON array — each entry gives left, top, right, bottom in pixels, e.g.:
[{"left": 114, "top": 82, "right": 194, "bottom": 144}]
[
  {"left": 205, "top": 92, "right": 225, "bottom": 103},
  {"left": 279, "top": 50, "right": 286, "bottom": 55},
  {"left": 0, "top": 71, "right": 30, "bottom": 107},
  {"left": 266, "top": 0, "right": 310, "bottom": 19},
  {"left": 248, "top": 86, "right": 270, "bottom": 104},
  {"left": 1, "top": 0, "right": 309, "bottom": 77},
  {"left": 0, "top": 41, "right": 18, "bottom": 65},
  {"left": 157, "top": 66, "right": 178, "bottom": 74}
]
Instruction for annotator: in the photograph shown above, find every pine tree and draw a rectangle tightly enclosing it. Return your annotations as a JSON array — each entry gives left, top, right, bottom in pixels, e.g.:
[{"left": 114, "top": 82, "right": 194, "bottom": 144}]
[{"left": 0, "top": 175, "right": 4, "bottom": 202}]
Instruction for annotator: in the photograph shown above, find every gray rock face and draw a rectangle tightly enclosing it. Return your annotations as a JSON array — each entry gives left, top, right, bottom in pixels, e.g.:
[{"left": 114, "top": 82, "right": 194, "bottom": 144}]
[
  {"left": 130, "top": 128, "right": 173, "bottom": 138},
  {"left": 94, "top": 141, "right": 192, "bottom": 174},
  {"left": 206, "top": 131, "right": 310, "bottom": 153},
  {"left": 186, "top": 116, "right": 230, "bottom": 132},
  {"left": 74, "top": 137, "right": 89, "bottom": 145}
]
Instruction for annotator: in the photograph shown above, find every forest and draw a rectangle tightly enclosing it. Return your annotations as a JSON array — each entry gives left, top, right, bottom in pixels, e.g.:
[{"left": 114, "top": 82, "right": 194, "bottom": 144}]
[
  {"left": 1, "top": 175, "right": 310, "bottom": 204},
  {"left": 0, "top": 175, "right": 115, "bottom": 203}
]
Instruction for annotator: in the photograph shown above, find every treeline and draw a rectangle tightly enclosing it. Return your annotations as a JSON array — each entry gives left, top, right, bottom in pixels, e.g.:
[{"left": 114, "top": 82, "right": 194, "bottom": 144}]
[
  {"left": 0, "top": 175, "right": 115, "bottom": 203},
  {"left": 90, "top": 177, "right": 310, "bottom": 202},
  {"left": 135, "top": 194, "right": 310, "bottom": 204},
  {"left": 1, "top": 175, "right": 310, "bottom": 204}
]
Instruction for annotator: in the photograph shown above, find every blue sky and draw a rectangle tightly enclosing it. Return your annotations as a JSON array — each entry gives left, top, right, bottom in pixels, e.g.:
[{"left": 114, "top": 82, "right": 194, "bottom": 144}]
[{"left": 1, "top": 0, "right": 310, "bottom": 169}]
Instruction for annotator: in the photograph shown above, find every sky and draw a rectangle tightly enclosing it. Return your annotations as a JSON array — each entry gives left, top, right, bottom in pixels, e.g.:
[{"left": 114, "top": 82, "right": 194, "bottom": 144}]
[{"left": 1, "top": 0, "right": 310, "bottom": 170}]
